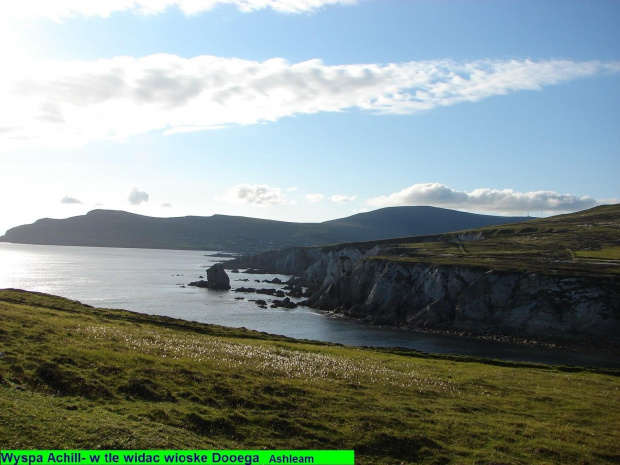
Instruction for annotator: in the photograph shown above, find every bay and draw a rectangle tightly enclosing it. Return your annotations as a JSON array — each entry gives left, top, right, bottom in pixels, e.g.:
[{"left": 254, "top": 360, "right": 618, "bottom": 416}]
[{"left": 0, "top": 242, "right": 618, "bottom": 368}]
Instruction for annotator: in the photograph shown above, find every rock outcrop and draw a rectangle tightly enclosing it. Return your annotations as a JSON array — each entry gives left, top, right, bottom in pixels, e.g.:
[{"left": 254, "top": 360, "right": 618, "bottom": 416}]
[
  {"left": 189, "top": 263, "right": 231, "bottom": 290},
  {"left": 309, "top": 258, "right": 620, "bottom": 341},
  {"left": 226, "top": 244, "right": 620, "bottom": 345},
  {"left": 206, "top": 263, "right": 231, "bottom": 290}
]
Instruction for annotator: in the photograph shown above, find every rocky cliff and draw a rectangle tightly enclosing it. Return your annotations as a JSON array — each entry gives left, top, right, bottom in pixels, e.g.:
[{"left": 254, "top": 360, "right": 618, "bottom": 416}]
[
  {"left": 308, "top": 257, "right": 620, "bottom": 342},
  {"left": 226, "top": 236, "right": 620, "bottom": 346}
]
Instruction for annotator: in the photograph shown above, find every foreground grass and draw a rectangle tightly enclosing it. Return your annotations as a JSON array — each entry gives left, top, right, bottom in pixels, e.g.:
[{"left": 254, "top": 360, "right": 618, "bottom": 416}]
[{"left": 1, "top": 289, "right": 619, "bottom": 464}]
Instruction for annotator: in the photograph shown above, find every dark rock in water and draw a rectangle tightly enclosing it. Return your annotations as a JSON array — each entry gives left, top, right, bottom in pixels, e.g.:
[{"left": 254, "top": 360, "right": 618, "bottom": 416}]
[
  {"left": 235, "top": 287, "right": 257, "bottom": 293},
  {"left": 271, "top": 297, "right": 297, "bottom": 309},
  {"left": 189, "top": 263, "right": 230, "bottom": 290},
  {"left": 231, "top": 269, "right": 240, "bottom": 273},
  {"left": 286, "top": 286, "right": 304, "bottom": 298},
  {"left": 255, "top": 299, "right": 267, "bottom": 306},
  {"left": 207, "top": 253, "right": 239, "bottom": 258},
  {"left": 199, "top": 276, "right": 204, "bottom": 279},
  {"left": 263, "top": 277, "right": 283, "bottom": 284},
  {"left": 256, "top": 288, "right": 278, "bottom": 296},
  {"left": 234, "top": 297, "right": 244, "bottom": 300},
  {"left": 274, "top": 290, "right": 286, "bottom": 298},
  {"left": 206, "top": 263, "right": 231, "bottom": 290}
]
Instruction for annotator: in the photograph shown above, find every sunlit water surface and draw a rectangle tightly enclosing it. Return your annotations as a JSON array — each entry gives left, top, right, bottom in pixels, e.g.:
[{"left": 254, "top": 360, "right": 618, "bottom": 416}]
[{"left": 1, "top": 242, "right": 618, "bottom": 368}]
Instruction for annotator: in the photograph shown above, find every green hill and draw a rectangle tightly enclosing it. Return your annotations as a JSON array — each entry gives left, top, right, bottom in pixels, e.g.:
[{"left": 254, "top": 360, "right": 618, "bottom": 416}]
[
  {"left": 1, "top": 289, "right": 619, "bottom": 464},
  {"left": 0, "top": 207, "right": 530, "bottom": 252},
  {"left": 366, "top": 204, "right": 620, "bottom": 276}
]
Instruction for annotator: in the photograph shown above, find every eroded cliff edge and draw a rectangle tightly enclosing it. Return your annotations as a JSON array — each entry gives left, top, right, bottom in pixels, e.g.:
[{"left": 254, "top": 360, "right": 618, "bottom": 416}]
[
  {"left": 225, "top": 206, "right": 620, "bottom": 348},
  {"left": 227, "top": 244, "right": 619, "bottom": 346}
]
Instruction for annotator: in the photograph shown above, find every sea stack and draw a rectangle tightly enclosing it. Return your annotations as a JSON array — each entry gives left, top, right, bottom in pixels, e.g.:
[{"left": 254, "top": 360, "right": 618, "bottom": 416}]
[
  {"left": 205, "top": 263, "right": 231, "bottom": 290},
  {"left": 188, "top": 263, "right": 231, "bottom": 290}
]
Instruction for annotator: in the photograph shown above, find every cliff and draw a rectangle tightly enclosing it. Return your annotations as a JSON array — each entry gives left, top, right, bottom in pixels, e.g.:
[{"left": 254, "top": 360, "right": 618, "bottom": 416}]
[
  {"left": 225, "top": 205, "right": 620, "bottom": 346},
  {"left": 309, "top": 258, "right": 619, "bottom": 341}
]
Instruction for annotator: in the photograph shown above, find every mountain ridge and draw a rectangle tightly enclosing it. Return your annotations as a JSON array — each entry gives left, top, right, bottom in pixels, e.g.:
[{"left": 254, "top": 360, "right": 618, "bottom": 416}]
[{"left": 0, "top": 206, "right": 531, "bottom": 252}]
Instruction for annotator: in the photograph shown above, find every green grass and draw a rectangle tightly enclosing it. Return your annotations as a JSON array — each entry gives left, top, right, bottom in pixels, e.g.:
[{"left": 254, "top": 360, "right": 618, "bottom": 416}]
[
  {"left": 575, "top": 246, "right": 620, "bottom": 260},
  {"left": 363, "top": 204, "right": 620, "bottom": 276},
  {"left": 1, "top": 289, "right": 619, "bottom": 464}
]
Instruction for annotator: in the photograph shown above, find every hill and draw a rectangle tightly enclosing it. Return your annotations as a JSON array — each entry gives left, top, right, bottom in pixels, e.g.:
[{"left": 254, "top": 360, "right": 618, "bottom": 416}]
[
  {"left": 363, "top": 203, "right": 620, "bottom": 276},
  {"left": 0, "top": 289, "right": 618, "bottom": 464},
  {"left": 0, "top": 207, "right": 530, "bottom": 252}
]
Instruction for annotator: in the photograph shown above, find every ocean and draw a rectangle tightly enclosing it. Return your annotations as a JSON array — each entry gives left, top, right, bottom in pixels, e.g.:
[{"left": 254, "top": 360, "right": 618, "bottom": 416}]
[{"left": 0, "top": 242, "right": 617, "bottom": 368}]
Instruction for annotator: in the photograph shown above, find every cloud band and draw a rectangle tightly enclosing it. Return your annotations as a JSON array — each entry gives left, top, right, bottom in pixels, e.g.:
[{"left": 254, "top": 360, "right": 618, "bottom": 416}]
[
  {"left": 1, "top": 55, "right": 618, "bottom": 147},
  {"left": 0, "top": 0, "right": 358, "bottom": 20},
  {"left": 367, "top": 183, "right": 602, "bottom": 214}
]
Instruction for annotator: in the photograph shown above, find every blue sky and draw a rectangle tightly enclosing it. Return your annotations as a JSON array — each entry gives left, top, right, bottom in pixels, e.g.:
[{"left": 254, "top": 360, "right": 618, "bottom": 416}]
[{"left": 1, "top": 0, "right": 619, "bottom": 235}]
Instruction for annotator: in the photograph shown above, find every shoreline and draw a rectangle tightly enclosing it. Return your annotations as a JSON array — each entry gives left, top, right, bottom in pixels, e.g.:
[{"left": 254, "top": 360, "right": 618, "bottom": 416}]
[
  {"left": 318, "top": 309, "right": 620, "bottom": 363},
  {"left": 4, "top": 287, "right": 620, "bottom": 371}
]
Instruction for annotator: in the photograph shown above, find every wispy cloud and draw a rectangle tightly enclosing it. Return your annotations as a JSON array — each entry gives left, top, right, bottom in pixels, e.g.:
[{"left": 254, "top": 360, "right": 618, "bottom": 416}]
[
  {"left": 128, "top": 187, "right": 150, "bottom": 205},
  {"left": 219, "top": 184, "right": 288, "bottom": 206},
  {"left": 305, "top": 193, "right": 325, "bottom": 203},
  {"left": 0, "top": 0, "right": 356, "bottom": 20},
  {"left": 367, "top": 183, "right": 603, "bottom": 214},
  {"left": 330, "top": 194, "right": 357, "bottom": 203},
  {"left": 61, "top": 196, "right": 82, "bottom": 204},
  {"left": 2, "top": 55, "right": 618, "bottom": 147}
]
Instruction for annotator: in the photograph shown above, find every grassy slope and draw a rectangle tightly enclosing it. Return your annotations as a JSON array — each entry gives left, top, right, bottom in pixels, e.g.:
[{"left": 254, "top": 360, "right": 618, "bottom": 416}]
[
  {"left": 1, "top": 290, "right": 619, "bottom": 464},
  {"left": 356, "top": 204, "right": 620, "bottom": 277}
]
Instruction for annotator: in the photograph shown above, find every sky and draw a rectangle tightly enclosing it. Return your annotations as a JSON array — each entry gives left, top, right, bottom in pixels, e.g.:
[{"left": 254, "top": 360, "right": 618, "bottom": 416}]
[{"left": 1, "top": 0, "right": 619, "bottom": 235}]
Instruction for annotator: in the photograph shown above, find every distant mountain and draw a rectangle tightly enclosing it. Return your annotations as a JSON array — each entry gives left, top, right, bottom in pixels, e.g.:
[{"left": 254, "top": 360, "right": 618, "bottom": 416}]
[{"left": 0, "top": 207, "right": 531, "bottom": 252}]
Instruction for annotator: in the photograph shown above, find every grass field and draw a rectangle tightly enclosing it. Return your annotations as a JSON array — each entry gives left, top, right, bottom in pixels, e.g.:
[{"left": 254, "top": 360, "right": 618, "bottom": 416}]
[
  {"left": 363, "top": 204, "right": 620, "bottom": 277},
  {"left": 1, "top": 289, "right": 619, "bottom": 464}
]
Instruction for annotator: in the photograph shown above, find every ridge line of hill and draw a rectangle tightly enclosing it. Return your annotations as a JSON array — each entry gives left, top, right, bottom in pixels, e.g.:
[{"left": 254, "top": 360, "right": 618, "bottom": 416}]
[{"left": 0, "top": 206, "right": 531, "bottom": 252}]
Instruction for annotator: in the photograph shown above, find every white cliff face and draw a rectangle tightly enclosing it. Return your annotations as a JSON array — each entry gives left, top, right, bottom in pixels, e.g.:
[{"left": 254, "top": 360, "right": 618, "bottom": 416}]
[
  {"left": 452, "top": 231, "right": 486, "bottom": 242},
  {"left": 228, "top": 246, "right": 620, "bottom": 343},
  {"left": 312, "top": 260, "right": 485, "bottom": 326},
  {"left": 304, "top": 246, "right": 368, "bottom": 290},
  {"left": 455, "top": 272, "right": 620, "bottom": 338},
  {"left": 313, "top": 258, "right": 620, "bottom": 341}
]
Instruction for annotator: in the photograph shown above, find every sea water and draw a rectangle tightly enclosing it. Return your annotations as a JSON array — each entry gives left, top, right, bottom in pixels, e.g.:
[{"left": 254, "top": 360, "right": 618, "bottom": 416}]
[{"left": 0, "top": 242, "right": 618, "bottom": 368}]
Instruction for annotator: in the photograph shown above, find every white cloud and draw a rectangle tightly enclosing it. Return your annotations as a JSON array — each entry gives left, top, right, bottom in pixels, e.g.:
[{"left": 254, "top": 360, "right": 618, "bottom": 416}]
[
  {"left": 219, "top": 184, "right": 288, "bottom": 206},
  {"left": 61, "top": 196, "right": 82, "bottom": 204},
  {"left": 128, "top": 187, "right": 150, "bottom": 205},
  {"left": 305, "top": 193, "right": 325, "bottom": 203},
  {"left": 1, "top": 55, "right": 618, "bottom": 148},
  {"left": 0, "top": 0, "right": 357, "bottom": 20},
  {"left": 367, "top": 183, "right": 602, "bottom": 214},
  {"left": 161, "top": 202, "right": 173, "bottom": 208},
  {"left": 330, "top": 194, "right": 357, "bottom": 203}
]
